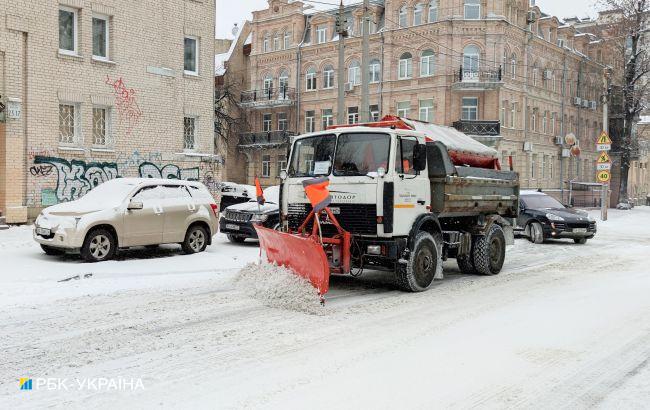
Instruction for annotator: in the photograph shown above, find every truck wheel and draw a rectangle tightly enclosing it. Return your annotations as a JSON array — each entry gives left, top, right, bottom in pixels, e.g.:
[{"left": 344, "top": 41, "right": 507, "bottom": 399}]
[
  {"left": 457, "top": 255, "right": 477, "bottom": 274},
  {"left": 227, "top": 234, "right": 245, "bottom": 243},
  {"left": 395, "top": 231, "right": 441, "bottom": 292},
  {"left": 574, "top": 237, "right": 588, "bottom": 244},
  {"left": 81, "top": 228, "right": 116, "bottom": 262},
  {"left": 473, "top": 224, "right": 506, "bottom": 276},
  {"left": 528, "top": 222, "right": 544, "bottom": 244},
  {"left": 41, "top": 244, "right": 65, "bottom": 256}
]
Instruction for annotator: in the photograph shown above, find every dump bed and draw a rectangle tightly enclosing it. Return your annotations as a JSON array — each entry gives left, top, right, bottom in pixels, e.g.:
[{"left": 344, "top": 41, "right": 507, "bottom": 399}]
[{"left": 427, "top": 141, "right": 519, "bottom": 218}]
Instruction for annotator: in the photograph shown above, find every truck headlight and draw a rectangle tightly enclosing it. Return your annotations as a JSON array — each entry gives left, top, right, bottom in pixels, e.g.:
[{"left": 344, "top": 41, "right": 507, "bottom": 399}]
[
  {"left": 251, "top": 214, "right": 269, "bottom": 222},
  {"left": 546, "top": 213, "right": 564, "bottom": 222}
]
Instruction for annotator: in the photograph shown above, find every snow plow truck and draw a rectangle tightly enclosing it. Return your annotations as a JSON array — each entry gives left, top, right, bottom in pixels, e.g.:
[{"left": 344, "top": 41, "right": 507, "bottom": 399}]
[{"left": 255, "top": 116, "right": 519, "bottom": 296}]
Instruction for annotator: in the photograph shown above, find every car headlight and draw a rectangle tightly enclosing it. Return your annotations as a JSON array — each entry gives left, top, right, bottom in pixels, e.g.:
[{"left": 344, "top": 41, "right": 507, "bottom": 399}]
[
  {"left": 251, "top": 214, "right": 269, "bottom": 222},
  {"left": 546, "top": 213, "right": 564, "bottom": 222}
]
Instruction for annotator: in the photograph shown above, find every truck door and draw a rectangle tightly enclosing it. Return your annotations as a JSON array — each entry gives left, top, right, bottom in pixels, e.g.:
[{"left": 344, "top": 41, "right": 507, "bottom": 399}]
[{"left": 393, "top": 136, "right": 429, "bottom": 235}]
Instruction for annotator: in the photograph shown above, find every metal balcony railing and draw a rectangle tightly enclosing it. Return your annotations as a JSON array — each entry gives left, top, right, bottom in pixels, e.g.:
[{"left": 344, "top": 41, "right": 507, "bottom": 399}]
[
  {"left": 453, "top": 67, "right": 503, "bottom": 87},
  {"left": 238, "top": 130, "right": 297, "bottom": 147},
  {"left": 452, "top": 120, "right": 501, "bottom": 136},
  {"left": 240, "top": 87, "right": 296, "bottom": 108}
]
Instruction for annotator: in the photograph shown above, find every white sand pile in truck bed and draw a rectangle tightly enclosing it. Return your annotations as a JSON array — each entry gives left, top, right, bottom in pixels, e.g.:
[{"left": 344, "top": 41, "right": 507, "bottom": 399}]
[{"left": 234, "top": 262, "right": 324, "bottom": 315}]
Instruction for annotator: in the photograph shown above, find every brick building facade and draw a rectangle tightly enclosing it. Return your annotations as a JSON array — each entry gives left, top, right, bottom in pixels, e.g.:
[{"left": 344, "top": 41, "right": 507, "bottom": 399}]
[
  {"left": 0, "top": 0, "right": 218, "bottom": 223},
  {"left": 223, "top": 0, "right": 608, "bottom": 196}
]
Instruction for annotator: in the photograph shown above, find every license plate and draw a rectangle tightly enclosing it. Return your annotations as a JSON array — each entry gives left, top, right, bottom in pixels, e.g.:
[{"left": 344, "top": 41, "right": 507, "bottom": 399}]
[
  {"left": 36, "top": 227, "right": 51, "bottom": 236},
  {"left": 225, "top": 224, "right": 240, "bottom": 231},
  {"left": 573, "top": 228, "right": 587, "bottom": 233}
]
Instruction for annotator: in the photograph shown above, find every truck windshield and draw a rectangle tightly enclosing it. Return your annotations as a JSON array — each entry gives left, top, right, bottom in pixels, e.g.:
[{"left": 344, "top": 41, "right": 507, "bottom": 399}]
[
  {"left": 288, "top": 134, "right": 336, "bottom": 177},
  {"left": 333, "top": 133, "right": 390, "bottom": 176}
]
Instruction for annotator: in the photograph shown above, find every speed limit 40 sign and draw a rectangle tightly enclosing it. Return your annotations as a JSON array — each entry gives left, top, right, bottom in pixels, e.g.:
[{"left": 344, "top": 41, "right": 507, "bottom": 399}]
[{"left": 597, "top": 170, "right": 611, "bottom": 183}]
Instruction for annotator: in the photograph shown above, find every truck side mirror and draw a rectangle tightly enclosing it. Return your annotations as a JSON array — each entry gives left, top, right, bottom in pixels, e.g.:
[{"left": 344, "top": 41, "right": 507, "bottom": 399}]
[{"left": 413, "top": 144, "right": 427, "bottom": 172}]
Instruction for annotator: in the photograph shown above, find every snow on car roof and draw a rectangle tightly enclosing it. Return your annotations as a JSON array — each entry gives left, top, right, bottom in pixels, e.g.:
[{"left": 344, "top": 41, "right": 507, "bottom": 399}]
[{"left": 520, "top": 190, "right": 548, "bottom": 195}]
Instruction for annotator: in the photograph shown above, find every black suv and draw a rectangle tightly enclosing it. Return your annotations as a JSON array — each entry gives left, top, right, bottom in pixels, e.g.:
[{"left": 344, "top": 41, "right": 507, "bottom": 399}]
[
  {"left": 517, "top": 191, "right": 597, "bottom": 244},
  {"left": 219, "top": 186, "right": 280, "bottom": 243}
]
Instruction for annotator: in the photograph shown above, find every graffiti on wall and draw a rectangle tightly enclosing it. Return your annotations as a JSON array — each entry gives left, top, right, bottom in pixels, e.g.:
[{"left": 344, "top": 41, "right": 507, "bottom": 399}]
[
  {"left": 105, "top": 75, "right": 143, "bottom": 134},
  {"left": 138, "top": 162, "right": 199, "bottom": 181},
  {"left": 34, "top": 156, "right": 119, "bottom": 202},
  {"left": 116, "top": 150, "right": 162, "bottom": 169}
]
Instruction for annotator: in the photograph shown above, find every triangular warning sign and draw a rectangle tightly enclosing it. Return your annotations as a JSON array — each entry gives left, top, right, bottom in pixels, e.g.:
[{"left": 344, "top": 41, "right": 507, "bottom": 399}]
[
  {"left": 597, "top": 131, "right": 612, "bottom": 145},
  {"left": 597, "top": 151, "right": 611, "bottom": 163}
]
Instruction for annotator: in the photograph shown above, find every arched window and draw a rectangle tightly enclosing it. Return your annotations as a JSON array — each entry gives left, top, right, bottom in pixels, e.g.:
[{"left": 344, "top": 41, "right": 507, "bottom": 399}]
[
  {"left": 323, "top": 65, "right": 335, "bottom": 89},
  {"left": 428, "top": 0, "right": 438, "bottom": 22},
  {"left": 273, "top": 32, "right": 280, "bottom": 51},
  {"left": 464, "top": 0, "right": 480, "bottom": 19},
  {"left": 370, "top": 59, "right": 381, "bottom": 83},
  {"left": 420, "top": 49, "right": 435, "bottom": 77},
  {"left": 283, "top": 31, "right": 291, "bottom": 49},
  {"left": 263, "top": 73, "right": 274, "bottom": 98},
  {"left": 398, "top": 52, "right": 413, "bottom": 79},
  {"left": 348, "top": 60, "right": 361, "bottom": 85},
  {"left": 510, "top": 53, "right": 517, "bottom": 80},
  {"left": 532, "top": 63, "right": 538, "bottom": 86},
  {"left": 279, "top": 70, "right": 289, "bottom": 98},
  {"left": 413, "top": 4, "right": 424, "bottom": 25},
  {"left": 462, "top": 45, "right": 480, "bottom": 81},
  {"left": 306, "top": 67, "right": 317, "bottom": 90},
  {"left": 263, "top": 34, "right": 270, "bottom": 52},
  {"left": 399, "top": 6, "right": 408, "bottom": 27}
]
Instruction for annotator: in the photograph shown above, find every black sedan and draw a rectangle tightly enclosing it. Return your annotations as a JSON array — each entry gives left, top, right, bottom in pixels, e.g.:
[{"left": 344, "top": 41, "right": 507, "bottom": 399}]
[
  {"left": 517, "top": 191, "right": 597, "bottom": 244},
  {"left": 219, "top": 186, "right": 280, "bottom": 243}
]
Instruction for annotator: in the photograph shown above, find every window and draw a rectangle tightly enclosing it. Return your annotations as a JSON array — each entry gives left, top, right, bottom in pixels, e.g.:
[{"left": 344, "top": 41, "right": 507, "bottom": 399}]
[
  {"left": 531, "top": 110, "right": 537, "bottom": 132},
  {"left": 263, "top": 113, "right": 272, "bottom": 132},
  {"left": 500, "top": 103, "right": 506, "bottom": 126},
  {"left": 550, "top": 156, "right": 554, "bottom": 179},
  {"left": 263, "top": 35, "right": 270, "bottom": 52},
  {"left": 399, "top": 6, "right": 408, "bottom": 27},
  {"left": 277, "top": 155, "right": 287, "bottom": 176},
  {"left": 348, "top": 107, "right": 359, "bottom": 124},
  {"left": 334, "top": 133, "right": 391, "bottom": 176},
  {"left": 420, "top": 50, "right": 435, "bottom": 77},
  {"left": 462, "top": 45, "right": 480, "bottom": 81},
  {"left": 348, "top": 60, "right": 361, "bottom": 86},
  {"left": 396, "top": 137, "right": 418, "bottom": 175},
  {"left": 464, "top": 0, "right": 480, "bottom": 19},
  {"left": 284, "top": 31, "right": 291, "bottom": 49},
  {"left": 316, "top": 25, "right": 328, "bottom": 44},
  {"left": 541, "top": 155, "right": 547, "bottom": 179},
  {"left": 59, "top": 7, "right": 77, "bottom": 54},
  {"left": 370, "top": 59, "right": 381, "bottom": 83},
  {"left": 551, "top": 113, "right": 556, "bottom": 135},
  {"left": 428, "top": 1, "right": 438, "bottom": 22},
  {"left": 323, "top": 65, "right": 335, "bottom": 89},
  {"left": 398, "top": 53, "right": 413, "bottom": 79},
  {"left": 542, "top": 111, "right": 548, "bottom": 134},
  {"left": 278, "top": 112, "right": 287, "bottom": 131},
  {"left": 263, "top": 74, "right": 273, "bottom": 98},
  {"left": 370, "top": 104, "right": 380, "bottom": 121},
  {"left": 531, "top": 154, "right": 537, "bottom": 179},
  {"left": 305, "top": 110, "right": 315, "bottom": 133},
  {"left": 413, "top": 4, "right": 424, "bottom": 25},
  {"left": 183, "top": 116, "right": 196, "bottom": 150},
  {"left": 306, "top": 67, "right": 317, "bottom": 90},
  {"left": 510, "top": 102, "right": 517, "bottom": 128},
  {"left": 92, "top": 15, "right": 109, "bottom": 60},
  {"left": 184, "top": 36, "right": 198, "bottom": 75},
  {"left": 92, "top": 107, "right": 111, "bottom": 146},
  {"left": 59, "top": 103, "right": 79, "bottom": 145},
  {"left": 322, "top": 109, "right": 334, "bottom": 130},
  {"left": 510, "top": 54, "right": 517, "bottom": 79},
  {"left": 273, "top": 33, "right": 280, "bottom": 50},
  {"left": 461, "top": 97, "right": 478, "bottom": 121},
  {"left": 279, "top": 71, "right": 289, "bottom": 99},
  {"left": 419, "top": 99, "right": 434, "bottom": 122},
  {"left": 262, "top": 155, "right": 271, "bottom": 177},
  {"left": 532, "top": 65, "right": 538, "bottom": 87},
  {"left": 397, "top": 101, "right": 410, "bottom": 118}
]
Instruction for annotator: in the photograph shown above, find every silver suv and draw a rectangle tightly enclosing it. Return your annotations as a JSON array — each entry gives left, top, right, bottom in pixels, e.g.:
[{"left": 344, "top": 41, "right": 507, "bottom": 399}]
[{"left": 33, "top": 178, "right": 219, "bottom": 262}]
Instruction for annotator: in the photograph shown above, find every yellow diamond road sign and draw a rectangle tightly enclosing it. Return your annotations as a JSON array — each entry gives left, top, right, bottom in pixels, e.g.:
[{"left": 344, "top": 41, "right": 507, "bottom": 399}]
[
  {"left": 597, "top": 170, "right": 611, "bottom": 183},
  {"left": 597, "top": 151, "right": 611, "bottom": 163},
  {"left": 597, "top": 131, "right": 612, "bottom": 145}
]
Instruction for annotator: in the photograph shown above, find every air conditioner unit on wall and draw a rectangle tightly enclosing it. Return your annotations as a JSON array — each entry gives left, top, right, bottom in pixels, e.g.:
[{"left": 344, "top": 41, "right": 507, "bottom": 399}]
[
  {"left": 523, "top": 141, "right": 533, "bottom": 152},
  {"left": 590, "top": 100, "right": 597, "bottom": 110},
  {"left": 345, "top": 82, "right": 355, "bottom": 92},
  {"left": 554, "top": 136, "right": 564, "bottom": 145},
  {"left": 582, "top": 99, "right": 589, "bottom": 108},
  {"left": 573, "top": 97, "right": 582, "bottom": 106},
  {"left": 562, "top": 148, "right": 571, "bottom": 158}
]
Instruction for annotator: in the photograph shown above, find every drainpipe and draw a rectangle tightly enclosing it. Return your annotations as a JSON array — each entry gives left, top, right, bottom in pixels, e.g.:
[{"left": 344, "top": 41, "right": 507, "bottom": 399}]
[
  {"left": 296, "top": 20, "right": 308, "bottom": 135},
  {"left": 560, "top": 53, "right": 567, "bottom": 202}
]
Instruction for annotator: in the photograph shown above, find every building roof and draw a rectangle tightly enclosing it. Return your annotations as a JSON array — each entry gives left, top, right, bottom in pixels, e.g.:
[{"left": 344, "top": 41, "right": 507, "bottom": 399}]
[{"left": 215, "top": 21, "right": 246, "bottom": 76}]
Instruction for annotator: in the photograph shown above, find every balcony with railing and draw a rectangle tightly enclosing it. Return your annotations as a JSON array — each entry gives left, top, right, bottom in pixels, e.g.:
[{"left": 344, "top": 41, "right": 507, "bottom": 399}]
[
  {"left": 239, "top": 87, "right": 296, "bottom": 108},
  {"left": 453, "top": 120, "right": 502, "bottom": 147},
  {"left": 238, "top": 130, "right": 297, "bottom": 148},
  {"left": 452, "top": 67, "right": 503, "bottom": 90}
]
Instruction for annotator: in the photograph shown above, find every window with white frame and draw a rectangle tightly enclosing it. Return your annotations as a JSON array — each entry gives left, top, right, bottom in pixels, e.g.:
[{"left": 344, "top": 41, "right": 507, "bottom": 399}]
[
  {"left": 551, "top": 113, "right": 556, "bottom": 134},
  {"left": 279, "top": 71, "right": 289, "bottom": 98},
  {"left": 510, "top": 102, "right": 517, "bottom": 128},
  {"left": 398, "top": 53, "right": 413, "bottom": 79},
  {"left": 323, "top": 65, "right": 335, "bottom": 89},
  {"left": 278, "top": 112, "right": 287, "bottom": 131},
  {"left": 464, "top": 0, "right": 480, "bottom": 19},
  {"left": 428, "top": 0, "right": 438, "bottom": 22},
  {"left": 500, "top": 102, "right": 506, "bottom": 126},
  {"left": 183, "top": 116, "right": 196, "bottom": 150},
  {"left": 531, "top": 154, "right": 537, "bottom": 179},
  {"left": 277, "top": 155, "right": 287, "bottom": 176},
  {"left": 541, "top": 155, "right": 547, "bottom": 179},
  {"left": 322, "top": 109, "right": 334, "bottom": 129},
  {"left": 263, "top": 113, "right": 272, "bottom": 132},
  {"left": 273, "top": 33, "right": 280, "bottom": 50},
  {"left": 348, "top": 60, "right": 361, "bottom": 85},
  {"left": 370, "top": 104, "right": 380, "bottom": 121},
  {"left": 420, "top": 50, "right": 435, "bottom": 77},
  {"left": 316, "top": 25, "right": 328, "bottom": 44},
  {"left": 370, "top": 59, "right": 381, "bottom": 83},
  {"left": 461, "top": 97, "right": 478, "bottom": 120},
  {"left": 59, "top": 103, "right": 80, "bottom": 145},
  {"left": 284, "top": 31, "right": 291, "bottom": 49},
  {"left": 550, "top": 156, "right": 554, "bottom": 179},
  {"left": 510, "top": 54, "right": 517, "bottom": 79},
  {"left": 305, "top": 110, "right": 315, "bottom": 133},
  {"left": 262, "top": 155, "right": 271, "bottom": 177},
  {"left": 399, "top": 6, "right": 408, "bottom": 27},
  {"left": 542, "top": 111, "right": 548, "bottom": 134},
  {"left": 263, "top": 74, "right": 274, "bottom": 98},
  {"left": 348, "top": 106, "right": 359, "bottom": 124},
  {"left": 263, "top": 35, "right": 270, "bottom": 52},
  {"left": 531, "top": 109, "right": 537, "bottom": 132},
  {"left": 59, "top": 7, "right": 78, "bottom": 54},
  {"left": 92, "top": 107, "right": 112, "bottom": 146},
  {"left": 462, "top": 45, "right": 480, "bottom": 81},
  {"left": 532, "top": 65, "right": 538, "bottom": 86},
  {"left": 413, "top": 4, "right": 424, "bottom": 25},
  {"left": 306, "top": 67, "right": 317, "bottom": 90},
  {"left": 184, "top": 36, "right": 198, "bottom": 75},
  {"left": 397, "top": 101, "right": 410, "bottom": 118},
  {"left": 419, "top": 99, "right": 434, "bottom": 122},
  {"left": 92, "top": 14, "right": 109, "bottom": 60}
]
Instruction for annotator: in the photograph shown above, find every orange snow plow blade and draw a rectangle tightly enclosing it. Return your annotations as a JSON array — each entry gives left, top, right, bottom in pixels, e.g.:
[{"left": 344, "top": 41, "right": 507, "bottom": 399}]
[{"left": 255, "top": 225, "right": 331, "bottom": 295}]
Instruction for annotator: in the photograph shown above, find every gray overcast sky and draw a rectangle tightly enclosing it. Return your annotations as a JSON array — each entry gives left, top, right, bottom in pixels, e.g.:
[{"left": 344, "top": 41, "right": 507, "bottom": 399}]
[{"left": 215, "top": 0, "right": 600, "bottom": 39}]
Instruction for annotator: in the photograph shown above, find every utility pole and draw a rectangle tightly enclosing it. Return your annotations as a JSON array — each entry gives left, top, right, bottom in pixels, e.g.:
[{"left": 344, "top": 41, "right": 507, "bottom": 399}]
[
  {"left": 360, "top": 0, "right": 370, "bottom": 122},
  {"left": 336, "top": 1, "right": 346, "bottom": 125}
]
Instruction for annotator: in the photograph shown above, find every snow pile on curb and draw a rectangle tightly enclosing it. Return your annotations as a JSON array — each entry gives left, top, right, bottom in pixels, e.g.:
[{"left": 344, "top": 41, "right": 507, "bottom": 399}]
[{"left": 234, "top": 262, "right": 324, "bottom": 315}]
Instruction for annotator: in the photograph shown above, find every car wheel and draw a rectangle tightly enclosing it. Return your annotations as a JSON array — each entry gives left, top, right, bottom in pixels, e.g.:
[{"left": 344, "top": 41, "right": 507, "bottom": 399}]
[
  {"left": 182, "top": 225, "right": 209, "bottom": 254},
  {"left": 41, "top": 244, "right": 65, "bottom": 256},
  {"left": 574, "top": 237, "right": 588, "bottom": 244},
  {"left": 395, "top": 231, "right": 442, "bottom": 292},
  {"left": 81, "top": 228, "right": 116, "bottom": 262},
  {"left": 473, "top": 224, "right": 506, "bottom": 275},
  {"left": 227, "top": 234, "right": 246, "bottom": 243},
  {"left": 528, "top": 222, "right": 544, "bottom": 244}
]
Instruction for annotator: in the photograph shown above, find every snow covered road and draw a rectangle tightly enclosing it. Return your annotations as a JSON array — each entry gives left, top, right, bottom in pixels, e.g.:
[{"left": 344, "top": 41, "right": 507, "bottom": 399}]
[{"left": 1, "top": 208, "right": 650, "bottom": 409}]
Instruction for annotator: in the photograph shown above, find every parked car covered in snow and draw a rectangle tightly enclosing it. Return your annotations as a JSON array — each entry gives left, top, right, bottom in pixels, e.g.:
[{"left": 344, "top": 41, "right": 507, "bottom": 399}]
[
  {"left": 517, "top": 190, "right": 596, "bottom": 244},
  {"left": 33, "top": 178, "right": 219, "bottom": 262},
  {"left": 218, "top": 182, "right": 255, "bottom": 212},
  {"left": 219, "top": 186, "right": 280, "bottom": 243}
]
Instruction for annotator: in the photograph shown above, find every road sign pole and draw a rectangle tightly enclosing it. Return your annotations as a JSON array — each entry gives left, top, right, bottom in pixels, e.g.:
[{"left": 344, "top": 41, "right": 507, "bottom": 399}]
[{"left": 596, "top": 131, "right": 612, "bottom": 221}]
